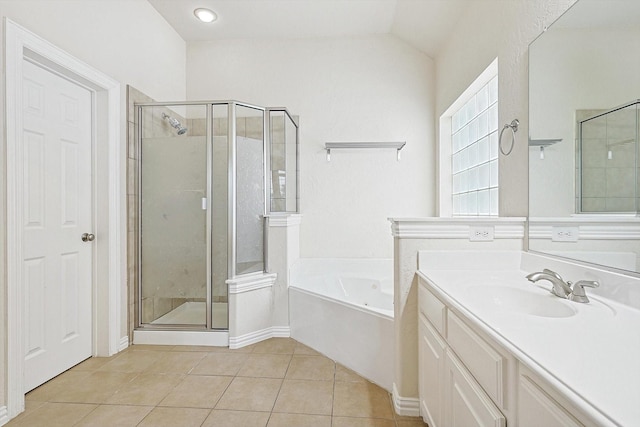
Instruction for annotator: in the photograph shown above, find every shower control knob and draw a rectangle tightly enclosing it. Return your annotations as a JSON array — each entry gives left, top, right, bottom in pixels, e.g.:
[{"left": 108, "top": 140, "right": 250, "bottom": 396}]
[{"left": 81, "top": 233, "right": 95, "bottom": 242}]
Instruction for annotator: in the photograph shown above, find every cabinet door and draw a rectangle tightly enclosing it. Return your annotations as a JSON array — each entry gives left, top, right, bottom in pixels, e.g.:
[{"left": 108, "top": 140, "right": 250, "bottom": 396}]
[
  {"left": 419, "top": 314, "right": 446, "bottom": 427},
  {"left": 519, "top": 373, "right": 583, "bottom": 427},
  {"left": 444, "top": 350, "right": 506, "bottom": 427}
]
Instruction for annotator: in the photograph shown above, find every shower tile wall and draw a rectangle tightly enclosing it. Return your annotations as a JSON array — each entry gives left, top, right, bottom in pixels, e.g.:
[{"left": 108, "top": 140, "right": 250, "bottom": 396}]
[{"left": 577, "top": 107, "right": 638, "bottom": 212}]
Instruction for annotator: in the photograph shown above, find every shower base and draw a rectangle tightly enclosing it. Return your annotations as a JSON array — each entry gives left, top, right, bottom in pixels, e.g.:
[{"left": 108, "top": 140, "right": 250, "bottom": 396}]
[
  {"left": 151, "top": 301, "right": 228, "bottom": 327},
  {"left": 133, "top": 302, "right": 230, "bottom": 347}
]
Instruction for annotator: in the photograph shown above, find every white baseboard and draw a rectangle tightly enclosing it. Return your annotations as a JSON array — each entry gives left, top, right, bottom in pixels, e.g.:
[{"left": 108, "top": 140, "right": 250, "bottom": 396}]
[
  {"left": 133, "top": 330, "right": 229, "bottom": 347},
  {"left": 392, "top": 383, "right": 421, "bottom": 417},
  {"left": 118, "top": 336, "right": 130, "bottom": 352},
  {"left": 271, "top": 326, "right": 291, "bottom": 337},
  {"left": 229, "top": 326, "right": 291, "bottom": 349},
  {"left": 0, "top": 406, "right": 9, "bottom": 426}
]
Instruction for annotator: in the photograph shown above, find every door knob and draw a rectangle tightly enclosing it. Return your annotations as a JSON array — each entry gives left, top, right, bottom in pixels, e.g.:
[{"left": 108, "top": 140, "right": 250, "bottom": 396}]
[{"left": 81, "top": 233, "right": 95, "bottom": 242}]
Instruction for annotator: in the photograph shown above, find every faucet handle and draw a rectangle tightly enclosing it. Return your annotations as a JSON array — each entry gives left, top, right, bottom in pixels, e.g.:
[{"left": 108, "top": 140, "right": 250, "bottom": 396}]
[{"left": 568, "top": 280, "right": 600, "bottom": 303}]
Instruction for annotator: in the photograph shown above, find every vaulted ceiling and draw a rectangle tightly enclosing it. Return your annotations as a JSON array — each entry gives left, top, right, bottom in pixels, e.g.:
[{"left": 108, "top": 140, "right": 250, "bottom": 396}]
[{"left": 147, "top": 0, "right": 472, "bottom": 58}]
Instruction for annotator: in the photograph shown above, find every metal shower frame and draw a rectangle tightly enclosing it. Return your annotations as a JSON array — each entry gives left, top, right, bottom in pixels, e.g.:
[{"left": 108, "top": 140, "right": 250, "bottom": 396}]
[{"left": 134, "top": 100, "right": 299, "bottom": 330}]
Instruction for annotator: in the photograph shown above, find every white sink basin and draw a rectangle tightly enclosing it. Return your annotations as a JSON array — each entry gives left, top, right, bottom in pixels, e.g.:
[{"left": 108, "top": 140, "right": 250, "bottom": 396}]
[{"left": 466, "top": 285, "right": 577, "bottom": 318}]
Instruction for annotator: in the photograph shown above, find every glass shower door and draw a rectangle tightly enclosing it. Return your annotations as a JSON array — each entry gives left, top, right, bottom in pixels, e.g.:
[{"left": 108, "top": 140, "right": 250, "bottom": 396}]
[{"left": 139, "top": 104, "right": 209, "bottom": 326}]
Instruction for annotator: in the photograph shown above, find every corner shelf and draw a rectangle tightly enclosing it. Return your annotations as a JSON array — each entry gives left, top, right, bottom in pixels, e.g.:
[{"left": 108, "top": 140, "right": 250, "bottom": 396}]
[{"left": 324, "top": 141, "right": 406, "bottom": 161}]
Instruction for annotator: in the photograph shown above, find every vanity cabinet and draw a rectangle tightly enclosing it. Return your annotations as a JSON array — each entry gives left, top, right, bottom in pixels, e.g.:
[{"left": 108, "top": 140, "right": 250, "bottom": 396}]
[
  {"left": 518, "top": 368, "right": 582, "bottom": 427},
  {"left": 418, "top": 276, "right": 593, "bottom": 427},
  {"left": 444, "top": 350, "right": 506, "bottom": 427},
  {"left": 418, "top": 314, "right": 445, "bottom": 427},
  {"left": 418, "top": 281, "right": 506, "bottom": 427}
]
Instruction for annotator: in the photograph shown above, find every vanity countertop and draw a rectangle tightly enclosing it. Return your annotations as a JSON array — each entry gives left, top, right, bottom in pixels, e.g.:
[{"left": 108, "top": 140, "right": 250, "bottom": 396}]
[{"left": 417, "top": 251, "right": 640, "bottom": 427}]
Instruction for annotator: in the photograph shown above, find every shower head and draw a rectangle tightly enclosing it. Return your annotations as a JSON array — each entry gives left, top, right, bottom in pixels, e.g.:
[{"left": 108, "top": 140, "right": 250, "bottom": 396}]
[{"left": 162, "top": 112, "right": 188, "bottom": 135}]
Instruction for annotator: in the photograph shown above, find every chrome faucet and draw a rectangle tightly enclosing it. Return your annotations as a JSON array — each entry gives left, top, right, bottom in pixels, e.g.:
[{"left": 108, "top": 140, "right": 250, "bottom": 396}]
[
  {"left": 526, "top": 269, "right": 600, "bottom": 303},
  {"left": 525, "top": 269, "right": 573, "bottom": 299}
]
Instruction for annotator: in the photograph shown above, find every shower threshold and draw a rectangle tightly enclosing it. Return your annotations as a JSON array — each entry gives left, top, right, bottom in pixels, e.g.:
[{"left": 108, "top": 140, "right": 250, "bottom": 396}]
[
  {"left": 150, "top": 301, "right": 228, "bottom": 327},
  {"left": 133, "top": 302, "right": 229, "bottom": 347}
]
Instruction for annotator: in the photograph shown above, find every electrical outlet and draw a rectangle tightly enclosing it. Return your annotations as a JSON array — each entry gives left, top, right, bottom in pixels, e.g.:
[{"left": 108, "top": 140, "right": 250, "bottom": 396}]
[
  {"left": 469, "top": 226, "right": 494, "bottom": 241},
  {"left": 552, "top": 226, "right": 579, "bottom": 242}
]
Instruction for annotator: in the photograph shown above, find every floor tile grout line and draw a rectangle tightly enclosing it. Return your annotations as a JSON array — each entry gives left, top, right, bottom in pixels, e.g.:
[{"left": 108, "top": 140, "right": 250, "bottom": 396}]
[
  {"left": 208, "top": 370, "right": 236, "bottom": 412},
  {"left": 331, "top": 361, "right": 337, "bottom": 427},
  {"left": 264, "top": 349, "right": 295, "bottom": 424},
  {"left": 14, "top": 339, "right": 427, "bottom": 427}
]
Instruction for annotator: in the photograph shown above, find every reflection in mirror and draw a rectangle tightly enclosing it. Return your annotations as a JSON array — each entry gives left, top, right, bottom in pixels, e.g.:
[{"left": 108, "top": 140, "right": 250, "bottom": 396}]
[
  {"left": 528, "top": 0, "right": 640, "bottom": 273},
  {"left": 578, "top": 101, "right": 638, "bottom": 213}
]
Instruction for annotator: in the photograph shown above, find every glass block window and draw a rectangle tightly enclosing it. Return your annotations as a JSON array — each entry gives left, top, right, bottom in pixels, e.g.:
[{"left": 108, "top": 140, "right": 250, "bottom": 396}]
[{"left": 451, "top": 76, "right": 499, "bottom": 216}]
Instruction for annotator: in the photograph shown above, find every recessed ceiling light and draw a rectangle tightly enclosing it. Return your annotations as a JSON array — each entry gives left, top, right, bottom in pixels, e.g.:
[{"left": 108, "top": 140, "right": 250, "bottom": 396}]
[{"left": 194, "top": 8, "right": 217, "bottom": 23}]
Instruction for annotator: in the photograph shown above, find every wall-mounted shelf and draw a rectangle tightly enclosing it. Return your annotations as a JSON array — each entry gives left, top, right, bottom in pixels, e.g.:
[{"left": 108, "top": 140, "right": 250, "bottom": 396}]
[
  {"left": 528, "top": 138, "right": 562, "bottom": 147},
  {"left": 324, "top": 141, "right": 406, "bottom": 161},
  {"left": 529, "top": 139, "right": 562, "bottom": 160}
]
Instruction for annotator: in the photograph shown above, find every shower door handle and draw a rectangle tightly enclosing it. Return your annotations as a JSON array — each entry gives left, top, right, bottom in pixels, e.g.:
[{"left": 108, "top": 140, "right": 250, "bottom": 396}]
[{"left": 81, "top": 233, "right": 95, "bottom": 242}]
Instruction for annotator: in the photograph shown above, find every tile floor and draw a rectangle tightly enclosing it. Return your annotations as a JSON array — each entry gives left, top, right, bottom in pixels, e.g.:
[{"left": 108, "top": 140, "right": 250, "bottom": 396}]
[{"left": 6, "top": 338, "right": 428, "bottom": 427}]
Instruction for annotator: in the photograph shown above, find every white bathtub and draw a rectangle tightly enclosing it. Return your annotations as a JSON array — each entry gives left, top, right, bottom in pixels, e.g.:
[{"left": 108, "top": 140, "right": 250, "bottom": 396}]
[{"left": 289, "top": 258, "right": 394, "bottom": 391}]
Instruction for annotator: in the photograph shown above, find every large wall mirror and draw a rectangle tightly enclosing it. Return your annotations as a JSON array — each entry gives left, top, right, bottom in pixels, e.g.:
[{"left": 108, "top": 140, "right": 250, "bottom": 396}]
[{"left": 529, "top": 0, "right": 640, "bottom": 274}]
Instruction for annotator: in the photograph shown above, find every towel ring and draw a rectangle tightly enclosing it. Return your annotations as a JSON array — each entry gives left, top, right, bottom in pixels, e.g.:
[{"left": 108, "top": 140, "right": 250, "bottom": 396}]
[{"left": 499, "top": 119, "right": 519, "bottom": 156}]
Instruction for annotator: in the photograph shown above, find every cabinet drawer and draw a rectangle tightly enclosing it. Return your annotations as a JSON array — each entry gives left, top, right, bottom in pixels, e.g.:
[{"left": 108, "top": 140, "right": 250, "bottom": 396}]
[
  {"left": 418, "top": 280, "right": 446, "bottom": 335},
  {"left": 447, "top": 311, "right": 506, "bottom": 408}
]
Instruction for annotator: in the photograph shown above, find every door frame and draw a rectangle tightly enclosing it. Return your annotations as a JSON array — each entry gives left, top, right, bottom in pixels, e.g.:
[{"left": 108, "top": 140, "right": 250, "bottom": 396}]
[{"left": 4, "top": 18, "right": 123, "bottom": 418}]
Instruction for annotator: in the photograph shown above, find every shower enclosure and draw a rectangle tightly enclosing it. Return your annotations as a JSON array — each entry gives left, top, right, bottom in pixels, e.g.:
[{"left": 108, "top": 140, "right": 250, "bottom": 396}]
[
  {"left": 135, "top": 101, "right": 298, "bottom": 331},
  {"left": 578, "top": 100, "right": 638, "bottom": 213}
]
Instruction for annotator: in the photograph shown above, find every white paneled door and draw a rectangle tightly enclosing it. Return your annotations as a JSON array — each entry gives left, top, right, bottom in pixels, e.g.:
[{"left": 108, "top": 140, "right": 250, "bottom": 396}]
[{"left": 22, "top": 60, "right": 93, "bottom": 392}]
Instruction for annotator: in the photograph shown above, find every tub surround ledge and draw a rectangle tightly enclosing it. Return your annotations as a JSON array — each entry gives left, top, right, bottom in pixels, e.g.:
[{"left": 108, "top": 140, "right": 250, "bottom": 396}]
[
  {"left": 267, "top": 213, "right": 303, "bottom": 227},
  {"left": 227, "top": 272, "right": 277, "bottom": 294}
]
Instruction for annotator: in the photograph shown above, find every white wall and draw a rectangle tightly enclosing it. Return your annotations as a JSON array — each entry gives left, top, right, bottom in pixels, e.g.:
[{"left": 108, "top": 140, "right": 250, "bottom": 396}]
[
  {"left": 187, "top": 35, "right": 435, "bottom": 258},
  {"left": 0, "top": 0, "right": 186, "bottom": 103},
  {"left": 0, "top": 0, "right": 187, "bottom": 407},
  {"left": 388, "top": 0, "right": 579, "bottom": 405},
  {"left": 435, "top": 0, "right": 578, "bottom": 217}
]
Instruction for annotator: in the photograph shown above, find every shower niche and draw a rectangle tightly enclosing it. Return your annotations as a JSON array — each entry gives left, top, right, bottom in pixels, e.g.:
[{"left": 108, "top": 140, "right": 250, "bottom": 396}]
[{"left": 135, "top": 101, "right": 299, "bottom": 331}]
